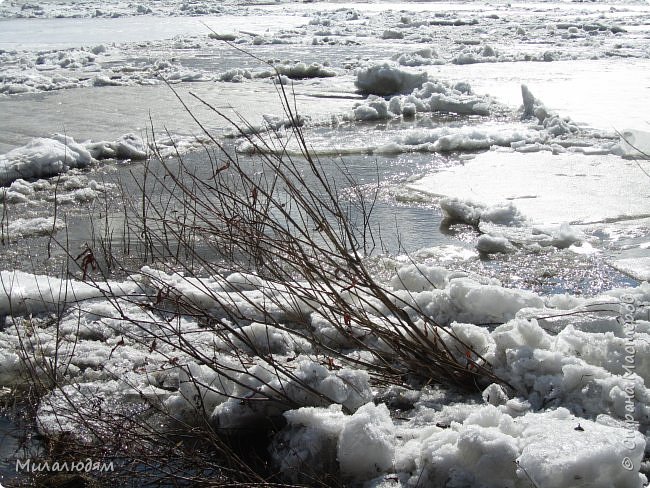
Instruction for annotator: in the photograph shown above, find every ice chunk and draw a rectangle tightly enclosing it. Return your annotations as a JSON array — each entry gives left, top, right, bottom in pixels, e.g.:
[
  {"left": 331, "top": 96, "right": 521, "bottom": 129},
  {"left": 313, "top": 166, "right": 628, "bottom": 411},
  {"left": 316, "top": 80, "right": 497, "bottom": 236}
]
[
  {"left": 355, "top": 63, "right": 427, "bottom": 96},
  {"left": 338, "top": 403, "right": 395, "bottom": 480},
  {"left": 0, "top": 135, "right": 92, "bottom": 186},
  {"left": 517, "top": 409, "right": 646, "bottom": 488},
  {"left": 0, "top": 270, "right": 141, "bottom": 316},
  {"left": 271, "top": 404, "right": 347, "bottom": 483},
  {"left": 441, "top": 198, "right": 526, "bottom": 227},
  {"left": 476, "top": 234, "right": 514, "bottom": 254},
  {"left": 614, "top": 129, "right": 650, "bottom": 159}
]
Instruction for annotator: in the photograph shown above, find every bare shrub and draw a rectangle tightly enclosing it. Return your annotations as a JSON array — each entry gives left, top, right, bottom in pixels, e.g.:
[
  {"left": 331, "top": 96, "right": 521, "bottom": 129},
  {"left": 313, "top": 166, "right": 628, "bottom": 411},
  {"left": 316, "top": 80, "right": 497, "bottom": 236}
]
[{"left": 3, "top": 73, "right": 508, "bottom": 486}]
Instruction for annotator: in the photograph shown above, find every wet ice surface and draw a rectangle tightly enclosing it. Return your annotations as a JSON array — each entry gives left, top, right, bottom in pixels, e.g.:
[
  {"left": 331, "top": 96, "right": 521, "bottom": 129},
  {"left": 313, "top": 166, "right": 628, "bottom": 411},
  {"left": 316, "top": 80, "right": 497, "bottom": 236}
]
[{"left": 3, "top": 0, "right": 650, "bottom": 485}]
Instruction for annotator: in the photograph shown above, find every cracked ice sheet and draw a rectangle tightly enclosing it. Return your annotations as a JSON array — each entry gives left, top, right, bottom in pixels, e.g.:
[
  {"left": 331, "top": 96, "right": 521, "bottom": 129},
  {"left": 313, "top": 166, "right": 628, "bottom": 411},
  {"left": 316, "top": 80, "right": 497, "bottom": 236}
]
[{"left": 408, "top": 150, "right": 650, "bottom": 226}]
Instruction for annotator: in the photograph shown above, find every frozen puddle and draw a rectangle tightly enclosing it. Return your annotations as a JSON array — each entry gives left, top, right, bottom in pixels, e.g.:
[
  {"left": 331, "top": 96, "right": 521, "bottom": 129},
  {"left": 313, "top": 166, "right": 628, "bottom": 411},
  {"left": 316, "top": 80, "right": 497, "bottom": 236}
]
[{"left": 409, "top": 150, "right": 650, "bottom": 226}]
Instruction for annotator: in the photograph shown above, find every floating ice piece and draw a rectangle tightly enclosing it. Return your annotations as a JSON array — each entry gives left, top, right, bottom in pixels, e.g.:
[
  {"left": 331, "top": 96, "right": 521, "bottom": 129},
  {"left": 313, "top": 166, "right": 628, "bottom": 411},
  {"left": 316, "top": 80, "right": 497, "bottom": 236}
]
[
  {"left": 440, "top": 197, "right": 526, "bottom": 227},
  {"left": 218, "top": 68, "right": 252, "bottom": 82},
  {"left": 610, "top": 257, "right": 650, "bottom": 281},
  {"left": 614, "top": 129, "right": 650, "bottom": 159},
  {"left": 392, "top": 47, "right": 441, "bottom": 67},
  {"left": 0, "top": 134, "right": 147, "bottom": 186},
  {"left": 256, "top": 62, "right": 336, "bottom": 80},
  {"left": 410, "top": 151, "right": 650, "bottom": 226},
  {"left": 0, "top": 135, "right": 92, "bottom": 186},
  {"left": 1, "top": 217, "right": 64, "bottom": 240},
  {"left": 85, "top": 133, "right": 147, "bottom": 161},
  {"left": 476, "top": 234, "right": 514, "bottom": 254},
  {"left": 355, "top": 63, "right": 427, "bottom": 96}
]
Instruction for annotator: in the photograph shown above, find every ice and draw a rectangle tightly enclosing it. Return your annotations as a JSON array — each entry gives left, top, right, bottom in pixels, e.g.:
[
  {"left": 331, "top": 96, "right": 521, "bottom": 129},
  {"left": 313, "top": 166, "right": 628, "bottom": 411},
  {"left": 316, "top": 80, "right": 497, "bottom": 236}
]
[
  {"left": 272, "top": 62, "right": 337, "bottom": 80},
  {"left": 516, "top": 409, "right": 645, "bottom": 488},
  {"left": 615, "top": 129, "right": 650, "bottom": 159},
  {"left": 0, "top": 134, "right": 146, "bottom": 186},
  {"left": 210, "top": 357, "right": 372, "bottom": 428},
  {"left": 392, "top": 47, "right": 442, "bottom": 67},
  {"left": 85, "top": 133, "right": 147, "bottom": 161},
  {"left": 338, "top": 403, "right": 395, "bottom": 480},
  {"left": 270, "top": 404, "right": 347, "bottom": 483},
  {"left": 440, "top": 198, "right": 526, "bottom": 227},
  {"left": 410, "top": 151, "right": 650, "bottom": 226},
  {"left": 1, "top": 0, "right": 650, "bottom": 484},
  {"left": 610, "top": 257, "right": 650, "bottom": 282},
  {"left": 1, "top": 261, "right": 649, "bottom": 485},
  {"left": 0, "top": 134, "right": 93, "bottom": 186},
  {"left": 390, "top": 263, "right": 449, "bottom": 292},
  {"left": 476, "top": 234, "right": 514, "bottom": 254},
  {"left": 0, "top": 270, "right": 142, "bottom": 316},
  {"left": 1, "top": 217, "right": 64, "bottom": 240},
  {"left": 355, "top": 63, "right": 428, "bottom": 96}
]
